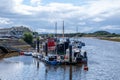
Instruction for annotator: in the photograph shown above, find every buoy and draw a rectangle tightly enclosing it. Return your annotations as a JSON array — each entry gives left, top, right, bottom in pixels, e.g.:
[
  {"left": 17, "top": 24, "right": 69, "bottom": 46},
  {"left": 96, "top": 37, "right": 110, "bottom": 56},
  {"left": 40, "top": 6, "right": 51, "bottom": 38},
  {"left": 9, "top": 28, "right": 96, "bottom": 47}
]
[{"left": 84, "top": 66, "right": 88, "bottom": 71}]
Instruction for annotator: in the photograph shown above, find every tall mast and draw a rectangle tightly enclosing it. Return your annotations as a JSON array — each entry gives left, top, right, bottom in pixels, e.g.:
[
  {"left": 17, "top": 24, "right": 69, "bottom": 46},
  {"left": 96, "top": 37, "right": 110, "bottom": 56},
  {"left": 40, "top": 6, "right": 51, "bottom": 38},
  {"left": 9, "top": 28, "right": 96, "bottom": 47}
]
[
  {"left": 55, "top": 22, "right": 57, "bottom": 55},
  {"left": 55, "top": 22, "right": 57, "bottom": 38},
  {"left": 63, "top": 21, "right": 65, "bottom": 54},
  {"left": 76, "top": 26, "right": 78, "bottom": 41},
  {"left": 63, "top": 21, "right": 64, "bottom": 38}
]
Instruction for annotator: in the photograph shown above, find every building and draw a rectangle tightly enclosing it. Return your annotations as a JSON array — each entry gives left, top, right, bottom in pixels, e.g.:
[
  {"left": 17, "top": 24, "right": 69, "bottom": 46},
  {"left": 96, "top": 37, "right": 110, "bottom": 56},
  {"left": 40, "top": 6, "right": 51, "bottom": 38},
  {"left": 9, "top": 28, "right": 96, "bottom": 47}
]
[{"left": 0, "top": 26, "right": 32, "bottom": 38}]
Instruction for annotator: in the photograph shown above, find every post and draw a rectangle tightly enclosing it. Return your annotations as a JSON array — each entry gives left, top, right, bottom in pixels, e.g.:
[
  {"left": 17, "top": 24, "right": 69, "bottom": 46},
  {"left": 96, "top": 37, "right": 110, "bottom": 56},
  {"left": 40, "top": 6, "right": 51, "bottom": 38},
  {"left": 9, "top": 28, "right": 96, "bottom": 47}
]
[
  {"left": 69, "top": 45, "right": 72, "bottom": 63},
  {"left": 37, "top": 39, "right": 40, "bottom": 52},
  {"left": 45, "top": 42, "right": 48, "bottom": 56},
  {"left": 84, "top": 51, "right": 87, "bottom": 58},
  {"left": 83, "top": 51, "right": 88, "bottom": 63}
]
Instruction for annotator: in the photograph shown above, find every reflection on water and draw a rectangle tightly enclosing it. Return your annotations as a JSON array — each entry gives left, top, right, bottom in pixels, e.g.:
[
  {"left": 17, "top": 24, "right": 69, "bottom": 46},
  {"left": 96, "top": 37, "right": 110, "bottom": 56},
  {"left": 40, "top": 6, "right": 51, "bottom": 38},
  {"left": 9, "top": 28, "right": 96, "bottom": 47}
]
[
  {"left": 0, "top": 38, "right": 120, "bottom": 80},
  {"left": 0, "top": 56, "right": 85, "bottom": 80}
]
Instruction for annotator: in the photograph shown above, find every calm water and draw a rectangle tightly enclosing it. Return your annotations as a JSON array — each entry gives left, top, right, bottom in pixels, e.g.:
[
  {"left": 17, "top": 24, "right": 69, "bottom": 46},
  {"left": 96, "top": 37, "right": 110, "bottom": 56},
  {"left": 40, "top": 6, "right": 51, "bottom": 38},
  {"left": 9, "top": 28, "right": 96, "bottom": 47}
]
[{"left": 0, "top": 38, "right": 120, "bottom": 80}]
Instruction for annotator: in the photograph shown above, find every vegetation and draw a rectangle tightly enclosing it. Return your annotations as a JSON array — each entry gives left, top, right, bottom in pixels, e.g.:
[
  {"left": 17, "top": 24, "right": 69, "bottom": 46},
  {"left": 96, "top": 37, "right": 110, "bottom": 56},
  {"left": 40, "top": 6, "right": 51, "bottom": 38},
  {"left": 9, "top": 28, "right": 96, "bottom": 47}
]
[
  {"left": 23, "top": 32, "right": 33, "bottom": 44},
  {"left": 39, "top": 31, "right": 120, "bottom": 38},
  {"left": 33, "top": 32, "right": 39, "bottom": 38},
  {"left": 93, "top": 31, "right": 111, "bottom": 35},
  {"left": 39, "top": 30, "right": 120, "bottom": 42}
]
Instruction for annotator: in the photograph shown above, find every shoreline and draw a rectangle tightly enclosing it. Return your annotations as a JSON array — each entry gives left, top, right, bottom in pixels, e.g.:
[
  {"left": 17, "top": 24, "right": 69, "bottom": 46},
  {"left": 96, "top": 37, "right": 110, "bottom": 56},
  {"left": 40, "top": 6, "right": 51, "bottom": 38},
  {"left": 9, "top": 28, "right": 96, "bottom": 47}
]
[
  {"left": 97, "top": 37, "right": 120, "bottom": 42},
  {"left": 0, "top": 52, "right": 19, "bottom": 59},
  {"left": 81, "top": 36, "right": 120, "bottom": 42},
  {"left": 0, "top": 45, "right": 32, "bottom": 59}
]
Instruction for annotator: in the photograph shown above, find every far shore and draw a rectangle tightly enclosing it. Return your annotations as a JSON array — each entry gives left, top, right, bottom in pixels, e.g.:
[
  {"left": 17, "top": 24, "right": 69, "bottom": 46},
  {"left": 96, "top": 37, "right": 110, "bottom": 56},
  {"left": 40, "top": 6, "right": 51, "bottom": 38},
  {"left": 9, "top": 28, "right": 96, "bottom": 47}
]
[
  {"left": 96, "top": 37, "right": 120, "bottom": 42},
  {"left": 78, "top": 36, "right": 120, "bottom": 42}
]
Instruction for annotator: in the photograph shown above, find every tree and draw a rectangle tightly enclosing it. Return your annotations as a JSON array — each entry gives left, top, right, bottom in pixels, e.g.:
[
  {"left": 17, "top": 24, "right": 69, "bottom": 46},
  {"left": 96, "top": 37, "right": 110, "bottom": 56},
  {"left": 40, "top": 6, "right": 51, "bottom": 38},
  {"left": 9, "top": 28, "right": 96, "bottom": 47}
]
[
  {"left": 94, "top": 31, "right": 111, "bottom": 35},
  {"left": 33, "top": 32, "right": 39, "bottom": 38},
  {"left": 23, "top": 32, "right": 33, "bottom": 44}
]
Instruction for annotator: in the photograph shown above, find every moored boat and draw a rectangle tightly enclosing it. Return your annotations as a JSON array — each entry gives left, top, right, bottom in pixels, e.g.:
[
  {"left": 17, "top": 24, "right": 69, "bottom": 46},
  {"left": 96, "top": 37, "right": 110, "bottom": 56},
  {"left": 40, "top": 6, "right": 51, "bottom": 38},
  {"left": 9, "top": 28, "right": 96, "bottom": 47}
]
[
  {"left": 44, "top": 55, "right": 60, "bottom": 65},
  {"left": 24, "top": 52, "right": 32, "bottom": 56},
  {"left": 32, "top": 52, "right": 40, "bottom": 58}
]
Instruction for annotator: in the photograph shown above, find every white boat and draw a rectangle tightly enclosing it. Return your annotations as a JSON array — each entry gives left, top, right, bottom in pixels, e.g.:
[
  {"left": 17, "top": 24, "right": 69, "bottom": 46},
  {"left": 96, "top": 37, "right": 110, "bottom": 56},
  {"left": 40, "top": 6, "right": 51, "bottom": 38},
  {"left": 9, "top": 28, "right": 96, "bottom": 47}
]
[
  {"left": 24, "top": 52, "right": 32, "bottom": 56},
  {"left": 32, "top": 52, "right": 40, "bottom": 58}
]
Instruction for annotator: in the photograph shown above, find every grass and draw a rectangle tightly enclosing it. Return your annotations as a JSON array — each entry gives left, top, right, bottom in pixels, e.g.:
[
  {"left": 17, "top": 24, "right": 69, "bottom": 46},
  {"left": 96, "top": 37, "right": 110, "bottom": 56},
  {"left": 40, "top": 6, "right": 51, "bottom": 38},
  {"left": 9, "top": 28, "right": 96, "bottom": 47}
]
[
  {"left": 13, "top": 45, "right": 32, "bottom": 51},
  {"left": 99, "top": 37, "right": 120, "bottom": 42},
  {"left": 0, "top": 52, "right": 19, "bottom": 59}
]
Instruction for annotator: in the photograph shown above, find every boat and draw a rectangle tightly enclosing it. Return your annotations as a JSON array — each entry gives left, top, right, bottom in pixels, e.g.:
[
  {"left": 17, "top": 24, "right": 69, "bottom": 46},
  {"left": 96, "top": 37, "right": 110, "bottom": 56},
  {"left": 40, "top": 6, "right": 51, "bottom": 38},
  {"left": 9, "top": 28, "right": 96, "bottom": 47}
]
[
  {"left": 44, "top": 55, "right": 60, "bottom": 65},
  {"left": 32, "top": 21, "right": 87, "bottom": 65},
  {"left": 24, "top": 52, "right": 32, "bottom": 56},
  {"left": 37, "top": 54, "right": 44, "bottom": 60},
  {"left": 65, "top": 44, "right": 87, "bottom": 64},
  {"left": 32, "top": 52, "right": 40, "bottom": 58}
]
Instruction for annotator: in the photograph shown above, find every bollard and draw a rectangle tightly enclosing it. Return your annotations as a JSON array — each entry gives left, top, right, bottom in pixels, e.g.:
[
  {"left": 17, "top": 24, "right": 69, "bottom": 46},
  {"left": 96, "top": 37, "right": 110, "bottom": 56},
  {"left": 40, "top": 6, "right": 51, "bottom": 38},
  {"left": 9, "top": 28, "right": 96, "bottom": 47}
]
[{"left": 84, "top": 65, "right": 88, "bottom": 71}]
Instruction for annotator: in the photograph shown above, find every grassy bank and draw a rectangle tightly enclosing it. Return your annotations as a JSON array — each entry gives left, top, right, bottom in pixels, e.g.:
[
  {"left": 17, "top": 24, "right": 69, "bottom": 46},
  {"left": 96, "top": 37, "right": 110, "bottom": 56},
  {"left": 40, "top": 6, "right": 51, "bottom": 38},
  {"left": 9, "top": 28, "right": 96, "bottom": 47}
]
[
  {"left": 0, "top": 52, "right": 19, "bottom": 59},
  {"left": 12, "top": 45, "right": 32, "bottom": 51},
  {"left": 98, "top": 37, "right": 120, "bottom": 42},
  {"left": 0, "top": 38, "right": 33, "bottom": 59}
]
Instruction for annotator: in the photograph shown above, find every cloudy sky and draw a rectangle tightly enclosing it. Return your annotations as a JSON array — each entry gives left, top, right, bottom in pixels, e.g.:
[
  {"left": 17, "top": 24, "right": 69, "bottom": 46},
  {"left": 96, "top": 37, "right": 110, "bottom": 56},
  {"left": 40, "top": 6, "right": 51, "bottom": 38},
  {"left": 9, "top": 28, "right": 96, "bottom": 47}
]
[{"left": 0, "top": 0, "right": 120, "bottom": 33}]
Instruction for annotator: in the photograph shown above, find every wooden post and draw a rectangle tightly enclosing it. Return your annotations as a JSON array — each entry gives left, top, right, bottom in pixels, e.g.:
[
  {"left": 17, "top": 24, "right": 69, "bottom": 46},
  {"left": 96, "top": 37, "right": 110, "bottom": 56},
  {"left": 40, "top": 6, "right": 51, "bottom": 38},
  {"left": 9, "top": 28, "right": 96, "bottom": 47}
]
[
  {"left": 69, "top": 45, "right": 72, "bottom": 63},
  {"left": 37, "top": 39, "right": 39, "bottom": 52},
  {"left": 45, "top": 42, "right": 48, "bottom": 56}
]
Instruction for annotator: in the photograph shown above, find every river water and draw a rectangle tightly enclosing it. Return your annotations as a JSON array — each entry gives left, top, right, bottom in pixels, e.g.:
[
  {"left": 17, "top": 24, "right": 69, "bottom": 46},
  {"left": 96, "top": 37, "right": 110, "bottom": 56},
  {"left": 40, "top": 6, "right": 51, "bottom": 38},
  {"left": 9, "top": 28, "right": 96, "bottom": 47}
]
[{"left": 0, "top": 38, "right": 120, "bottom": 80}]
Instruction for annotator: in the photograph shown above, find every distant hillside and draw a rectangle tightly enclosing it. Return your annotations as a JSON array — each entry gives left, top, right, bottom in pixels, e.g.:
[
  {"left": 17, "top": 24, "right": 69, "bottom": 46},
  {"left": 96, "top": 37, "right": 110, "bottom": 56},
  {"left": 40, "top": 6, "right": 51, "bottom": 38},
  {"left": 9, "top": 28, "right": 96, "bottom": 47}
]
[{"left": 93, "top": 31, "right": 111, "bottom": 35}]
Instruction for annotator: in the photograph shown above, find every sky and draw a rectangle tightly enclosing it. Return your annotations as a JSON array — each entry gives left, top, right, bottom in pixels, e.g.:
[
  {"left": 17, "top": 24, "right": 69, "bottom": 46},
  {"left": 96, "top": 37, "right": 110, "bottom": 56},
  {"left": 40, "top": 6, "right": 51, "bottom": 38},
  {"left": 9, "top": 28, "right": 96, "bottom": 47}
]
[{"left": 0, "top": 0, "right": 120, "bottom": 33}]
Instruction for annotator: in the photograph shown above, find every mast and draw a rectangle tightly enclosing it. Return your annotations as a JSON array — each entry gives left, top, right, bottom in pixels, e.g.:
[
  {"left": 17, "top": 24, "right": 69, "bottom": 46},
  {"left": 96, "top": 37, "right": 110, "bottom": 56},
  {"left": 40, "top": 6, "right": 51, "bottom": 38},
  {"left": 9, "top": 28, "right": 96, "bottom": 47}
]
[
  {"left": 63, "top": 21, "right": 64, "bottom": 38},
  {"left": 55, "top": 22, "right": 57, "bottom": 38},
  {"left": 55, "top": 22, "right": 57, "bottom": 55},
  {"left": 63, "top": 20, "right": 66, "bottom": 54},
  {"left": 76, "top": 26, "right": 78, "bottom": 41}
]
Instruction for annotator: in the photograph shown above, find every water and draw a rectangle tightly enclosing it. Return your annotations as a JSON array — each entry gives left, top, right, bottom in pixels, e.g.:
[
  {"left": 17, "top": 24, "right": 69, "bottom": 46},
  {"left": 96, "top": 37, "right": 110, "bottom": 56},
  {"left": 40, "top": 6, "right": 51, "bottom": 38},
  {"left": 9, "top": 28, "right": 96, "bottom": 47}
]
[{"left": 0, "top": 38, "right": 120, "bottom": 80}]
